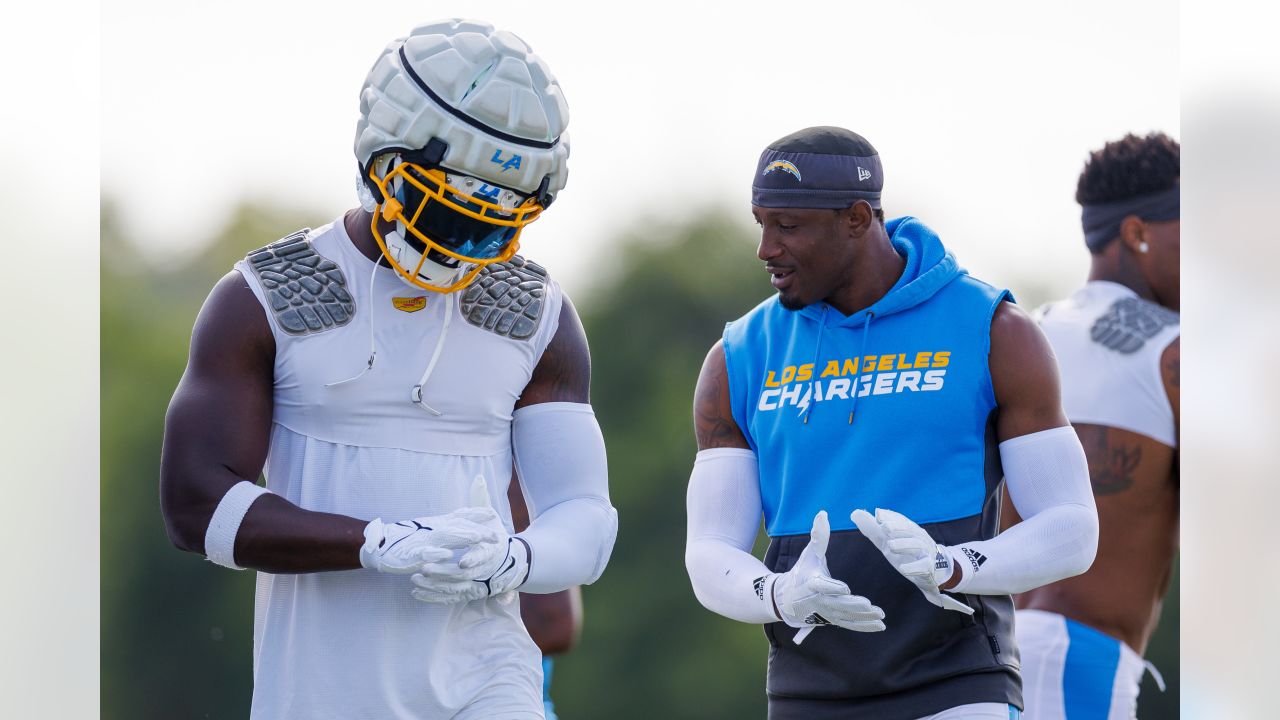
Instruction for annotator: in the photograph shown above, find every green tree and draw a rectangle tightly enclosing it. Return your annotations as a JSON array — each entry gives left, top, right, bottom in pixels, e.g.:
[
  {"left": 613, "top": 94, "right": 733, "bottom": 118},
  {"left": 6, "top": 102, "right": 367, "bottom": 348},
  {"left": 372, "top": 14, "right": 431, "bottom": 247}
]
[
  {"left": 554, "top": 211, "right": 775, "bottom": 719},
  {"left": 101, "top": 203, "right": 314, "bottom": 718}
]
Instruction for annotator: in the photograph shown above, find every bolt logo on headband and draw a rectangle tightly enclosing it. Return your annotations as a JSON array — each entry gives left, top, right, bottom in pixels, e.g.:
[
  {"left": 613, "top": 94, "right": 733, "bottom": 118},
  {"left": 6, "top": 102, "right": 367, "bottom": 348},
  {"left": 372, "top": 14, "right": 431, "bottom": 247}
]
[
  {"left": 763, "top": 160, "right": 803, "bottom": 182},
  {"left": 752, "top": 126, "right": 884, "bottom": 210},
  {"left": 354, "top": 19, "right": 571, "bottom": 293}
]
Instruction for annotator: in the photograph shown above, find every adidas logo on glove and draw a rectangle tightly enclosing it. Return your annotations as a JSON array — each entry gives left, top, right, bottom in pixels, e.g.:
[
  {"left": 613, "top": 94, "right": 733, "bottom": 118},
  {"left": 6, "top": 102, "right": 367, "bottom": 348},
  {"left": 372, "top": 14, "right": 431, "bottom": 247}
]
[{"left": 961, "top": 547, "right": 988, "bottom": 572}]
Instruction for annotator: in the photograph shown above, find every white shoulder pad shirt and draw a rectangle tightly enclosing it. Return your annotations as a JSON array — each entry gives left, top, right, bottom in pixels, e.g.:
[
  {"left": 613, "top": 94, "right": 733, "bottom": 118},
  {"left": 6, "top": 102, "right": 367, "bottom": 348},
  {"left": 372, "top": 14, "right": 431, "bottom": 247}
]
[
  {"left": 233, "top": 218, "right": 563, "bottom": 719},
  {"left": 1036, "top": 281, "right": 1178, "bottom": 448}
]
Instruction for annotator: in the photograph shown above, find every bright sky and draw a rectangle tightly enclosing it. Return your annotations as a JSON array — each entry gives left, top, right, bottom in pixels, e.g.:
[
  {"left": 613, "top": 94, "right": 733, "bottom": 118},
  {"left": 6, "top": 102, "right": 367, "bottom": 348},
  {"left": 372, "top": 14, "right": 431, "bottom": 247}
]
[{"left": 101, "top": 0, "right": 1178, "bottom": 302}]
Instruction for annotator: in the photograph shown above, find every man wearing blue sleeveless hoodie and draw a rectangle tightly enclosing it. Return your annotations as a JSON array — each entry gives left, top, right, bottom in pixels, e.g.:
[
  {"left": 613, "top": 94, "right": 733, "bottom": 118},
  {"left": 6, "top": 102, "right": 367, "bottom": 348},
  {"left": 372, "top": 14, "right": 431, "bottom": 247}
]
[{"left": 684, "top": 127, "right": 1100, "bottom": 720}]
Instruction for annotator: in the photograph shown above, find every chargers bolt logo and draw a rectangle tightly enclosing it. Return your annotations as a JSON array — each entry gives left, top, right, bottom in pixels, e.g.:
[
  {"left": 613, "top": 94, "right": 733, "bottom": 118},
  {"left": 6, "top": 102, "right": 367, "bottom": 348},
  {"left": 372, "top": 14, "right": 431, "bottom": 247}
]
[{"left": 763, "top": 160, "right": 802, "bottom": 182}]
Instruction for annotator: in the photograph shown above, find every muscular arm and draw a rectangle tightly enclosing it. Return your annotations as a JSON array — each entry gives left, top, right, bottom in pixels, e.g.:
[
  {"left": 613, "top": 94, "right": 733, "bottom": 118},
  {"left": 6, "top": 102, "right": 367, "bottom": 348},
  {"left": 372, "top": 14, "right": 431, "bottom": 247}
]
[
  {"left": 684, "top": 342, "right": 782, "bottom": 623},
  {"left": 988, "top": 302, "right": 1070, "bottom": 441},
  {"left": 940, "top": 303, "right": 1098, "bottom": 593},
  {"left": 694, "top": 341, "right": 751, "bottom": 450},
  {"left": 509, "top": 473, "right": 581, "bottom": 655},
  {"left": 1162, "top": 335, "right": 1177, "bottom": 481},
  {"left": 508, "top": 294, "right": 617, "bottom": 593},
  {"left": 516, "top": 295, "right": 590, "bottom": 408},
  {"left": 994, "top": 302, "right": 1070, "bottom": 533},
  {"left": 159, "top": 271, "right": 367, "bottom": 573}
]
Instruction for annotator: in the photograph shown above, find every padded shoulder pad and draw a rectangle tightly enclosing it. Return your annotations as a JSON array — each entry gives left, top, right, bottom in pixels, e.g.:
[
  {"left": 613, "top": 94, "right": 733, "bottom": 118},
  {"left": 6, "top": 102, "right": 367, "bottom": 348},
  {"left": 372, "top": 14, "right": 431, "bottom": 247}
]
[
  {"left": 1090, "top": 296, "right": 1178, "bottom": 354},
  {"left": 245, "top": 229, "right": 356, "bottom": 336},
  {"left": 460, "top": 256, "right": 550, "bottom": 340}
]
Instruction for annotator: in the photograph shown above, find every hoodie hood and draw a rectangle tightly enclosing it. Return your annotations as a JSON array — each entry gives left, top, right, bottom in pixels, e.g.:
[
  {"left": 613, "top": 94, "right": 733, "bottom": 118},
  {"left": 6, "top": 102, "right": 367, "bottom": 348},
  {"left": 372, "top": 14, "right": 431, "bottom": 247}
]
[{"left": 798, "top": 216, "right": 963, "bottom": 327}]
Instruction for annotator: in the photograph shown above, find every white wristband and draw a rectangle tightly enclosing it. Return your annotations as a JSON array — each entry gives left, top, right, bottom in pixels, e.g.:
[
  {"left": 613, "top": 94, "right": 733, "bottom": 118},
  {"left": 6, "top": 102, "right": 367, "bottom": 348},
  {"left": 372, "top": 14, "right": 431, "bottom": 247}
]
[{"left": 204, "top": 481, "right": 270, "bottom": 570}]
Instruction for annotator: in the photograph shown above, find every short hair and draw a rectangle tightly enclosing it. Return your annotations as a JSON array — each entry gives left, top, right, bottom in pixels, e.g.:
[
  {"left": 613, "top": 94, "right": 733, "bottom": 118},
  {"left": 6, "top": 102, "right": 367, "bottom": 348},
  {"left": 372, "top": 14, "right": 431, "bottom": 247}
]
[{"left": 1076, "top": 132, "right": 1180, "bottom": 205}]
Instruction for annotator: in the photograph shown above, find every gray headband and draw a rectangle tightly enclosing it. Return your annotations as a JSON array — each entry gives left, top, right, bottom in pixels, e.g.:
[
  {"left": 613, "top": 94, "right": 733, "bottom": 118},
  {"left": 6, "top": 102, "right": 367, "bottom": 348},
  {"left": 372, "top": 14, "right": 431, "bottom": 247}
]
[
  {"left": 1081, "top": 186, "right": 1180, "bottom": 251},
  {"left": 752, "top": 148, "right": 884, "bottom": 210}
]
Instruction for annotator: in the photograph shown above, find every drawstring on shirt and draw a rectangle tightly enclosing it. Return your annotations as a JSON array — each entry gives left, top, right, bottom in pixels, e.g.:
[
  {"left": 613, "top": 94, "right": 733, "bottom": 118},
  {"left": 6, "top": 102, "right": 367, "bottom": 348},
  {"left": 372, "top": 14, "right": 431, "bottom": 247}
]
[
  {"left": 1144, "top": 659, "right": 1167, "bottom": 692},
  {"left": 323, "top": 251, "right": 456, "bottom": 417},
  {"left": 324, "top": 255, "right": 383, "bottom": 388},
  {"left": 847, "top": 311, "right": 875, "bottom": 424},
  {"left": 409, "top": 290, "right": 454, "bottom": 416},
  {"left": 799, "top": 306, "right": 829, "bottom": 424}
]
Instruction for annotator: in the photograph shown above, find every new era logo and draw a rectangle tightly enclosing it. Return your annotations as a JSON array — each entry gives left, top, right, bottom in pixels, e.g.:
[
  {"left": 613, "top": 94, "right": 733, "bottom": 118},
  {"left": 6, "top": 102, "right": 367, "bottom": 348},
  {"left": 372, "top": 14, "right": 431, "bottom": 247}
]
[
  {"left": 962, "top": 548, "right": 988, "bottom": 572},
  {"left": 753, "top": 576, "right": 768, "bottom": 600},
  {"left": 857, "top": 166, "right": 871, "bottom": 181}
]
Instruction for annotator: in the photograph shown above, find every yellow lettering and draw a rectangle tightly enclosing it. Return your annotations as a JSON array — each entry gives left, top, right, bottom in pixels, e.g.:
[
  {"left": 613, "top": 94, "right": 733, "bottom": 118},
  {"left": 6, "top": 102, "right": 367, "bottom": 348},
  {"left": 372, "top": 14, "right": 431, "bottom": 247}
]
[
  {"left": 914, "top": 351, "right": 932, "bottom": 368},
  {"left": 796, "top": 363, "right": 814, "bottom": 382},
  {"left": 780, "top": 365, "right": 797, "bottom": 384},
  {"left": 765, "top": 370, "right": 780, "bottom": 388},
  {"left": 821, "top": 360, "right": 841, "bottom": 378},
  {"left": 877, "top": 355, "right": 895, "bottom": 371},
  {"left": 932, "top": 351, "right": 951, "bottom": 368},
  {"left": 862, "top": 356, "right": 877, "bottom": 374},
  {"left": 843, "top": 358, "right": 859, "bottom": 376},
  {"left": 896, "top": 353, "right": 912, "bottom": 370}
]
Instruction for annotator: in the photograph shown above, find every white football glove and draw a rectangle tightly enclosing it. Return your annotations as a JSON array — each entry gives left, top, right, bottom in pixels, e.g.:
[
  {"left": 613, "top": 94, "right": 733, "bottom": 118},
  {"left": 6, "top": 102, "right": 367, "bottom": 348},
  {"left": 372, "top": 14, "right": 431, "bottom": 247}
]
[
  {"left": 772, "top": 510, "right": 886, "bottom": 644},
  {"left": 850, "top": 508, "right": 973, "bottom": 615},
  {"left": 359, "top": 511, "right": 497, "bottom": 575},
  {"left": 410, "top": 476, "right": 530, "bottom": 605}
]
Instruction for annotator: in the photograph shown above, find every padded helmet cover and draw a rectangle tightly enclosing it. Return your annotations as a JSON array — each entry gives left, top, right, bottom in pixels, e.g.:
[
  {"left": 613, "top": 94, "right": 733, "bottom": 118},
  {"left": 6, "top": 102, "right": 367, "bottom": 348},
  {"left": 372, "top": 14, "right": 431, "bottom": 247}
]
[{"left": 354, "top": 18, "right": 570, "bottom": 201}]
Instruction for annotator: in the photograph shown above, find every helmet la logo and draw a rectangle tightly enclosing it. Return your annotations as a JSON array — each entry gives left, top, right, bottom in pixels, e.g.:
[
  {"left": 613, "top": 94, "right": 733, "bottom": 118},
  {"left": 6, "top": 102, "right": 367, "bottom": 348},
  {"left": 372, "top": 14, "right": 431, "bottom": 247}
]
[{"left": 491, "top": 150, "right": 523, "bottom": 172}]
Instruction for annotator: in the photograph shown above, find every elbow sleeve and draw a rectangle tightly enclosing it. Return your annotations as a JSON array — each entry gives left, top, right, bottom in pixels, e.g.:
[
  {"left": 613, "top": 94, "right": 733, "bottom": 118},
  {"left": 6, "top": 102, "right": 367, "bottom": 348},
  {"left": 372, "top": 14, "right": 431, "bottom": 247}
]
[
  {"left": 512, "top": 402, "right": 617, "bottom": 593},
  {"left": 950, "top": 425, "right": 1099, "bottom": 594}
]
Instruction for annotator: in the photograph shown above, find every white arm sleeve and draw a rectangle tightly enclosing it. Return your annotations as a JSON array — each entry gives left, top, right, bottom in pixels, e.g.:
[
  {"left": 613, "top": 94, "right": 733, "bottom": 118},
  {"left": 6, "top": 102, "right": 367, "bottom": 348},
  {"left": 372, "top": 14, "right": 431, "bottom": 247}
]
[
  {"left": 949, "top": 425, "right": 1099, "bottom": 595},
  {"left": 511, "top": 402, "right": 617, "bottom": 594},
  {"left": 684, "top": 448, "right": 780, "bottom": 624}
]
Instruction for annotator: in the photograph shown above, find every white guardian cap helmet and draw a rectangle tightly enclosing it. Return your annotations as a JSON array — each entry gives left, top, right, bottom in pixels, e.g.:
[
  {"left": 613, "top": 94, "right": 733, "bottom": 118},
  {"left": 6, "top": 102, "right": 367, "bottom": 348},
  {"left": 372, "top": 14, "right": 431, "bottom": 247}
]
[{"left": 354, "top": 19, "right": 570, "bottom": 293}]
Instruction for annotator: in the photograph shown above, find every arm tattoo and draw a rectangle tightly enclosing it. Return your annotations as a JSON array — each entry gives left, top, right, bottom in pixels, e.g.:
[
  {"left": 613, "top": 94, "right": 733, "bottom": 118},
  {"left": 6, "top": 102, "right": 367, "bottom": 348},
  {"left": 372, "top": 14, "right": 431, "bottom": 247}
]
[
  {"left": 694, "top": 352, "right": 748, "bottom": 450},
  {"left": 1076, "top": 425, "right": 1142, "bottom": 495}
]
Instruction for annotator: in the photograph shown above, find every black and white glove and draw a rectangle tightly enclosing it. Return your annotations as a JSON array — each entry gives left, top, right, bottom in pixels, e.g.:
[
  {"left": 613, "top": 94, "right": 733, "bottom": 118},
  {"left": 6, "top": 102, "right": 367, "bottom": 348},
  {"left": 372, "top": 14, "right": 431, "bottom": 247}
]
[
  {"left": 771, "top": 510, "right": 886, "bottom": 643},
  {"left": 359, "top": 511, "right": 496, "bottom": 575},
  {"left": 409, "top": 476, "right": 530, "bottom": 605},
  {"left": 851, "top": 508, "right": 974, "bottom": 615}
]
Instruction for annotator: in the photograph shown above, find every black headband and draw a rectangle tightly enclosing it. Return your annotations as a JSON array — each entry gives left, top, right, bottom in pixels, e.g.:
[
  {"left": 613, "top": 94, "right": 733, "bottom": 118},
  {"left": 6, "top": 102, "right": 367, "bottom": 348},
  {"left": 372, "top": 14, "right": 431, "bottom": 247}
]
[{"left": 1081, "top": 186, "right": 1180, "bottom": 251}]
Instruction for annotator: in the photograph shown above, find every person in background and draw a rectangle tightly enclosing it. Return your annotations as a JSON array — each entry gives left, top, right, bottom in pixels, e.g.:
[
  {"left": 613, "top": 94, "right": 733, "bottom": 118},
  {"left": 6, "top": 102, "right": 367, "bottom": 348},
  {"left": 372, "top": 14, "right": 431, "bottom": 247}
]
[
  {"left": 510, "top": 480, "right": 583, "bottom": 720},
  {"left": 1006, "top": 131, "right": 1179, "bottom": 720}
]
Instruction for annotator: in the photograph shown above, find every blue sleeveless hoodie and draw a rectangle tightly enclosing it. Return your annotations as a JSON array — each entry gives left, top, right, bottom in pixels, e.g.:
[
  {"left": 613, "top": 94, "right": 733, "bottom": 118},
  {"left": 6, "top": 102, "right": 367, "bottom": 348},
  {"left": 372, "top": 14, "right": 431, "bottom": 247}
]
[{"left": 723, "top": 217, "right": 1020, "bottom": 719}]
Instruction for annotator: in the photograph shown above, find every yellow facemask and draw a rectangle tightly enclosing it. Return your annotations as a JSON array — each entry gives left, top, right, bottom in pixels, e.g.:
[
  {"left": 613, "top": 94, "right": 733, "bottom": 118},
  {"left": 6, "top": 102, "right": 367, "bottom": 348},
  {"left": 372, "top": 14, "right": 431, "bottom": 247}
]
[{"left": 369, "top": 160, "right": 545, "bottom": 293}]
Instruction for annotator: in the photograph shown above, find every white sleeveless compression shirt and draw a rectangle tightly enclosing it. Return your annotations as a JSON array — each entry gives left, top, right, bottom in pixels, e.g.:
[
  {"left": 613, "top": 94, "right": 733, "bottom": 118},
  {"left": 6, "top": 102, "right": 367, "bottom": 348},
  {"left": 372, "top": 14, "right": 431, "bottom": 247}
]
[
  {"left": 233, "top": 217, "right": 563, "bottom": 719},
  {"left": 1036, "top": 281, "right": 1178, "bottom": 447}
]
